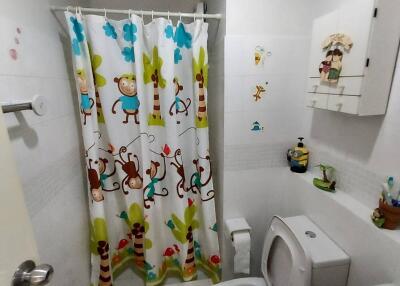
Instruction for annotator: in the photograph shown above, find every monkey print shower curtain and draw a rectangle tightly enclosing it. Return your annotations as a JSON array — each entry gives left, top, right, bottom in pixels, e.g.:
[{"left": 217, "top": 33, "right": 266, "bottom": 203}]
[{"left": 65, "top": 11, "right": 220, "bottom": 286}]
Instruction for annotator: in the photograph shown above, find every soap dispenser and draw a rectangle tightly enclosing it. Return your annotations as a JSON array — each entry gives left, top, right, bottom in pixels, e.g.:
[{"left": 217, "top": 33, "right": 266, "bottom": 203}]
[{"left": 287, "top": 137, "right": 309, "bottom": 173}]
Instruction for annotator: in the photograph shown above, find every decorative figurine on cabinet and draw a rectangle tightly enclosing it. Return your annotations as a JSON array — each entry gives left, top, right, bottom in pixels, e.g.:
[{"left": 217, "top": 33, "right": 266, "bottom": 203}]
[
  {"left": 319, "top": 33, "right": 353, "bottom": 84},
  {"left": 313, "top": 164, "right": 336, "bottom": 192},
  {"left": 287, "top": 137, "right": 309, "bottom": 173}
]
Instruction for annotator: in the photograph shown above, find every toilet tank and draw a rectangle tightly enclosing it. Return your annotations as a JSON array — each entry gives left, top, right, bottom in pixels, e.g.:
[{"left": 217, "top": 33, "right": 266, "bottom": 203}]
[{"left": 284, "top": 216, "right": 350, "bottom": 286}]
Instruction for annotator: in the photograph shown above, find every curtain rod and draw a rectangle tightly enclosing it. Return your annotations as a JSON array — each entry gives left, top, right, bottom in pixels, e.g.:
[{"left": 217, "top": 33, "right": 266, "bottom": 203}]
[{"left": 50, "top": 6, "right": 223, "bottom": 20}]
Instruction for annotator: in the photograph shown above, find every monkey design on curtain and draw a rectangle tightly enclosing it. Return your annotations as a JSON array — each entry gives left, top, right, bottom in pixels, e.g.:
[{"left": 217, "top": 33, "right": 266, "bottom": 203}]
[{"left": 65, "top": 10, "right": 220, "bottom": 286}]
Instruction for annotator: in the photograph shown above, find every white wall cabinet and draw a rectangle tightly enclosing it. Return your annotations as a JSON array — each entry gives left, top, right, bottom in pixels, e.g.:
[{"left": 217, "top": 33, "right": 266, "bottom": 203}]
[{"left": 307, "top": 0, "right": 400, "bottom": 116}]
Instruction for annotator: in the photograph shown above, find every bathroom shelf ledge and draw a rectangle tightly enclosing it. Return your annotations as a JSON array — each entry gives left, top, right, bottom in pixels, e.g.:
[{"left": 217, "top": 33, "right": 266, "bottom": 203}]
[{"left": 294, "top": 171, "right": 400, "bottom": 245}]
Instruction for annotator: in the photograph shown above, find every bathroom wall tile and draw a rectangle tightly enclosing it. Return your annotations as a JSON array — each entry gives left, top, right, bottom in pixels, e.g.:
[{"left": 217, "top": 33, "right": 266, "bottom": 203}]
[
  {"left": 0, "top": 1, "right": 90, "bottom": 286},
  {"left": 224, "top": 143, "right": 288, "bottom": 171}
]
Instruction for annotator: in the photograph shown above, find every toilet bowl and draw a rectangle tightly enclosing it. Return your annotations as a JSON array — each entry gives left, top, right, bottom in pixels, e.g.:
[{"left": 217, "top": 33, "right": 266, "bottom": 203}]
[{"left": 218, "top": 216, "right": 350, "bottom": 286}]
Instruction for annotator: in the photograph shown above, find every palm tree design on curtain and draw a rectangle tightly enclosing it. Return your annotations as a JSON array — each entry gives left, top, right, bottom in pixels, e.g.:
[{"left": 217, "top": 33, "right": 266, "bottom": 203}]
[
  {"left": 193, "top": 47, "right": 209, "bottom": 128},
  {"left": 127, "top": 203, "right": 153, "bottom": 268},
  {"left": 90, "top": 218, "right": 112, "bottom": 286},
  {"left": 91, "top": 53, "right": 107, "bottom": 124},
  {"left": 88, "top": 44, "right": 107, "bottom": 124},
  {"left": 166, "top": 199, "right": 200, "bottom": 280},
  {"left": 143, "top": 47, "right": 167, "bottom": 126}
]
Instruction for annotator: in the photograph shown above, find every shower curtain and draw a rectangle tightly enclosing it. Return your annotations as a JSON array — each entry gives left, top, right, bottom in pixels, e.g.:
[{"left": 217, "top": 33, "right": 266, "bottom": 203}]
[{"left": 65, "top": 11, "right": 220, "bottom": 286}]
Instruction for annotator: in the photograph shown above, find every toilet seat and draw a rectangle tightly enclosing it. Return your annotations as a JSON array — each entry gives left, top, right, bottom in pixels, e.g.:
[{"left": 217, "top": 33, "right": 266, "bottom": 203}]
[
  {"left": 216, "top": 278, "right": 266, "bottom": 286},
  {"left": 261, "top": 216, "right": 312, "bottom": 286}
]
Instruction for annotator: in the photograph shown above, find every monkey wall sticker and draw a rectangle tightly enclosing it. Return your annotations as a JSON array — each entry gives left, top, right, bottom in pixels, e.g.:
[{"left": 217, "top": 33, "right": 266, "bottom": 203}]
[
  {"left": 169, "top": 77, "right": 191, "bottom": 124},
  {"left": 77, "top": 69, "right": 95, "bottom": 125},
  {"left": 143, "top": 152, "right": 169, "bottom": 209},
  {"left": 112, "top": 74, "right": 140, "bottom": 124}
]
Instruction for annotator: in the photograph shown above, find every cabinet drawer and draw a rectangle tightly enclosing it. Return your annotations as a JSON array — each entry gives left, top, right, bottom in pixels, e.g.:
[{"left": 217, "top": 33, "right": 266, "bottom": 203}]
[
  {"left": 307, "top": 77, "right": 330, "bottom": 93},
  {"left": 307, "top": 93, "right": 329, "bottom": 109},
  {"left": 329, "top": 77, "right": 363, "bottom": 96},
  {"left": 327, "top": 94, "right": 360, "bottom": 114}
]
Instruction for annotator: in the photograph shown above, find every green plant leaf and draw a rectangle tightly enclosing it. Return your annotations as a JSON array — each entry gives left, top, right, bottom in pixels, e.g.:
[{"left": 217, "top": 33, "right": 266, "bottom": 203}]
[
  {"left": 145, "top": 239, "right": 153, "bottom": 249},
  {"left": 172, "top": 214, "right": 186, "bottom": 232},
  {"left": 191, "top": 219, "right": 200, "bottom": 230},
  {"left": 129, "top": 203, "right": 143, "bottom": 225},
  {"left": 172, "top": 229, "right": 186, "bottom": 243},
  {"left": 184, "top": 205, "right": 196, "bottom": 225},
  {"left": 92, "top": 54, "right": 102, "bottom": 70},
  {"left": 92, "top": 218, "right": 108, "bottom": 242},
  {"left": 193, "top": 47, "right": 208, "bottom": 87},
  {"left": 143, "top": 47, "right": 166, "bottom": 88},
  {"left": 144, "top": 221, "right": 149, "bottom": 233},
  {"left": 143, "top": 52, "right": 152, "bottom": 84},
  {"left": 90, "top": 239, "right": 98, "bottom": 255}
]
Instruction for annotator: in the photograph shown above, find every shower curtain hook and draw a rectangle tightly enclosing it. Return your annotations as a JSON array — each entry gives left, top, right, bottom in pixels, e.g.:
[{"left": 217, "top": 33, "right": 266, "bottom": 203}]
[
  {"left": 128, "top": 9, "right": 131, "bottom": 19},
  {"left": 104, "top": 8, "right": 107, "bottom": 20},
  {"left": 167, "top": 11, "right": 170, "bottom": 21},
  {"left": 151, "top": 10, "right": 154, "bottom": 21},
  {"left": 75, "top": 6, "right": 78, "bottom": 15},
  {"left": 179, "top": 12, "right": 182, "bottom": 22},
  {"left": 66, "top": 6, "right": 70, "bottom": 13},
  {"left": 141, "top": 10, "right": 144, "bottom": 19},
  {"left": 194, "top": 13, "right": 196, "bottom": 22},
  {"left": 78, "top": 6, "right": 82, "bottom": 16}
]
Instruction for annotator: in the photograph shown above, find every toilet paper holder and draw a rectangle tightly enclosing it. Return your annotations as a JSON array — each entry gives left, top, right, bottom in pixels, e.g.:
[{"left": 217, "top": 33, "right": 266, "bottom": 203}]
[{"left": 225, "top": 218, "right": 251, "bottom": 241}]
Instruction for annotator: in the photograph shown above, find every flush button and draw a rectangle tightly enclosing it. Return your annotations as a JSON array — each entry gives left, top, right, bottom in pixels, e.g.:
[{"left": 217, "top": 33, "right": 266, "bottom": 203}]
[{"left": 305, "top": 231, "right": 316, "bottom": 238}]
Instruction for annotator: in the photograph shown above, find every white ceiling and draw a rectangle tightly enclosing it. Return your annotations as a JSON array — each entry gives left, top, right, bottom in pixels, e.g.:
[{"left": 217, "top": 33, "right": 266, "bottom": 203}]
[{"left": 87, "top": 0, "right": 203, "bottom": 13}]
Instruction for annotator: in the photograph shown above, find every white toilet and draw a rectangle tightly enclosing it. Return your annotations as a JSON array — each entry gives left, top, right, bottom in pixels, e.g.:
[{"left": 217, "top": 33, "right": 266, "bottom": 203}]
[{"left": 218, "top": 215, "right": 350, "bottom": 286}]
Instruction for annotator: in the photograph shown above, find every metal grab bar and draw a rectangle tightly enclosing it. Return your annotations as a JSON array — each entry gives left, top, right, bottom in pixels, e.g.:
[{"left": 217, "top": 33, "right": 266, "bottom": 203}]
[{"left": 1, "top": 95, "right": 47, "bottom": 116}]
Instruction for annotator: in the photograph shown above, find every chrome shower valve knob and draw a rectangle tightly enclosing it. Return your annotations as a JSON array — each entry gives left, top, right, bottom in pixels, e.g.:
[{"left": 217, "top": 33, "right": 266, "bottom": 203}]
[{"left": 12, "top": 260, "right": 54, "bottom": 286}]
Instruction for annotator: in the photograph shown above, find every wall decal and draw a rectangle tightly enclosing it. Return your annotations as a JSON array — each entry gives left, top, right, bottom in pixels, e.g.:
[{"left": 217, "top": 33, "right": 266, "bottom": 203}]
[
  {"left": 252, "top": 82, "right": 268, "bottom": 102},
  {"left": 9, "top": 49, "right": 18, "bottom": 60},
  {"left": 319, "top": 33, "right": 353, "bottom": 84},
  {"left": 251, "top": 121, "right": 264, "bottom": 132},
  {"left": 9, "top": 27, "right": 22, "bottom": 61},
  {"left": 254, "top": 45, "right": 265, "bottom": 66}
]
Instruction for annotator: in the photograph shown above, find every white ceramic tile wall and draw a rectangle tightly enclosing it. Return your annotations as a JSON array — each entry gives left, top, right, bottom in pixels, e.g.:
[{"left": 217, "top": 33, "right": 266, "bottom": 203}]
[
  {"left": 220, "top": 0, "right": 400, "bottom": 284},
  {"left": 0, "top": 0, "right": 90, "bottom": 285}
]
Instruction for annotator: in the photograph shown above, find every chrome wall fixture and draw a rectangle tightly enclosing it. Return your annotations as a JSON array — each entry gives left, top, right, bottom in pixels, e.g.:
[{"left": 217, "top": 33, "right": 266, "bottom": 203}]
[{"left": 1, "top": 95, "right": 47, "bottom": 116}]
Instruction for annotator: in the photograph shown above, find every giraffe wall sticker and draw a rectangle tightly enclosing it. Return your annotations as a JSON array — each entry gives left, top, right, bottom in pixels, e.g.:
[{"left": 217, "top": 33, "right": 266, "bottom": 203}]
[{"left": 252, "top": 82, "right": 268, "bottom": 102}]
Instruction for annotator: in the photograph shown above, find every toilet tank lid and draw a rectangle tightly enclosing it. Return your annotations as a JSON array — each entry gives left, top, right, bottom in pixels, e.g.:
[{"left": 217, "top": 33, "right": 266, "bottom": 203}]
[{"left": 283, "top": 216, "right": 350, "bottom": 268}]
